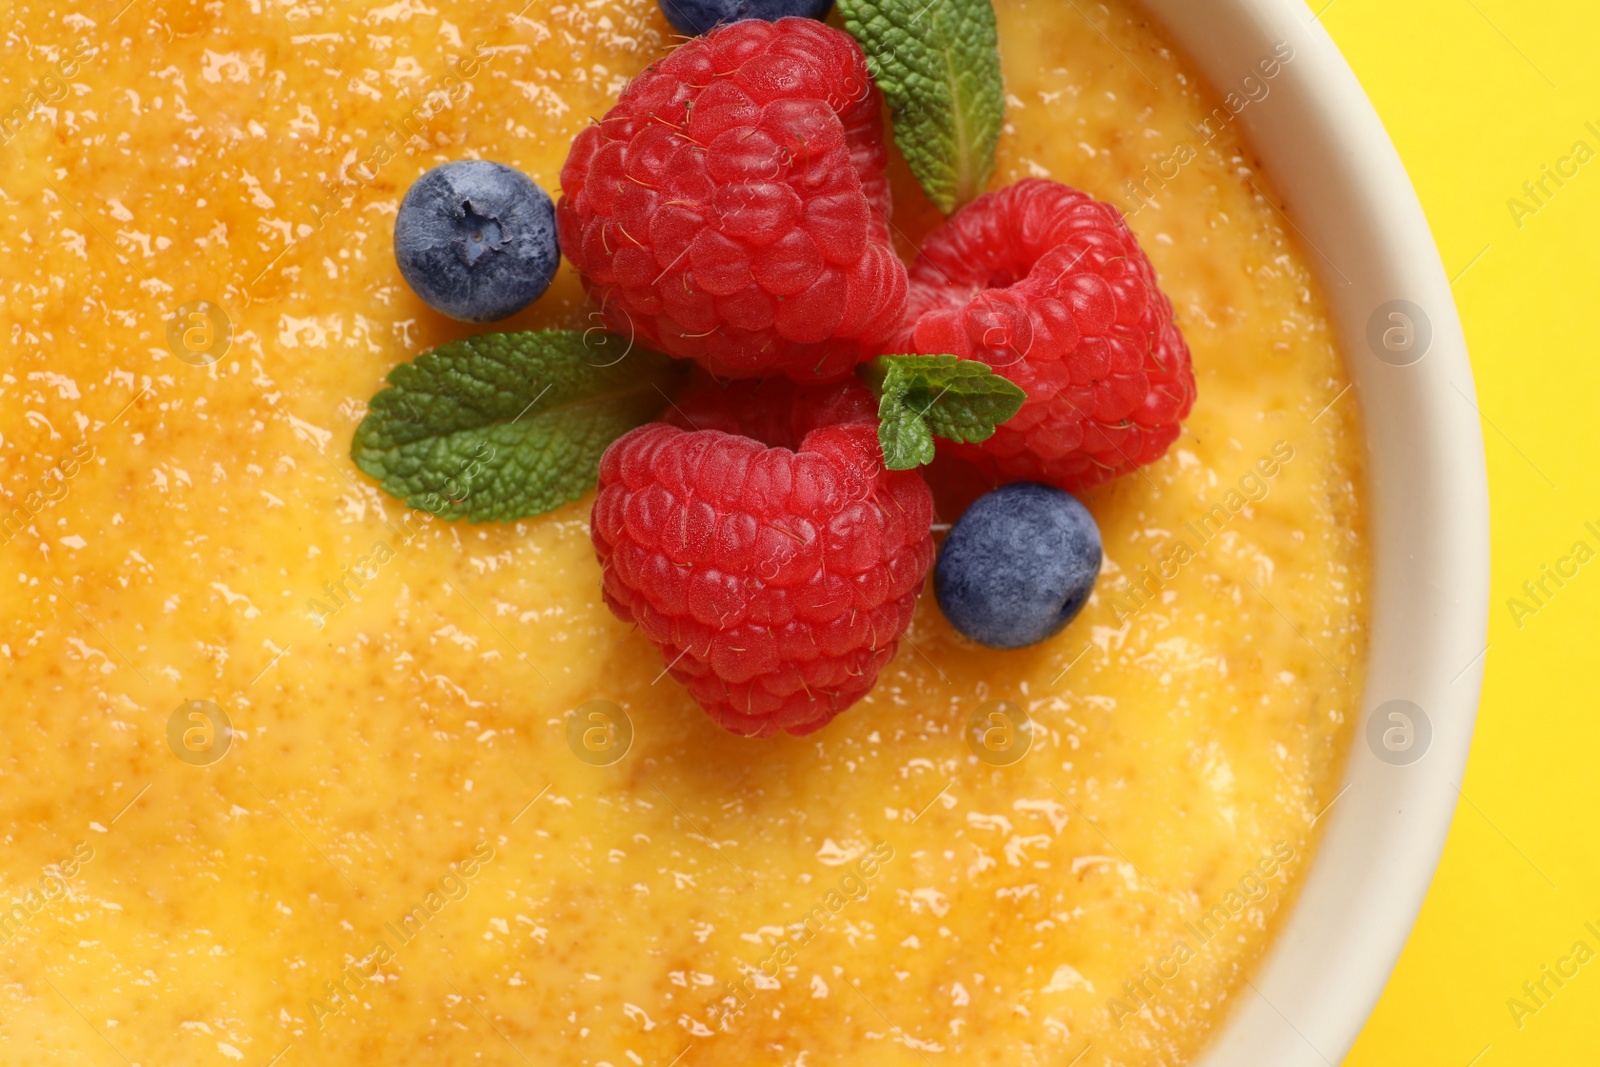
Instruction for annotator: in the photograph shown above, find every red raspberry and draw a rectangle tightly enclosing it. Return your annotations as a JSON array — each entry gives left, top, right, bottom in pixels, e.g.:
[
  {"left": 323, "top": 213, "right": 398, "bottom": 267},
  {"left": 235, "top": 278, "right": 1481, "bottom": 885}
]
[
  {"left": 558, "top": 19, "right": 908, "bottom": 383},
  {"left": 895, "top": 179, "right": 1196, "bottom": 493},
  {"left": 591, "top": 379, "right": 935, "bottom": 737}
]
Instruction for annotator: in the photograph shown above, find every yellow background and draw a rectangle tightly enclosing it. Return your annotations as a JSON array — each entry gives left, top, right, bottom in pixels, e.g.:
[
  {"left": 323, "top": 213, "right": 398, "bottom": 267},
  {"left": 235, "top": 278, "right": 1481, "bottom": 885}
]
[{"left": 1328, "top": 1, "right": 1600, "bottom": 1064}]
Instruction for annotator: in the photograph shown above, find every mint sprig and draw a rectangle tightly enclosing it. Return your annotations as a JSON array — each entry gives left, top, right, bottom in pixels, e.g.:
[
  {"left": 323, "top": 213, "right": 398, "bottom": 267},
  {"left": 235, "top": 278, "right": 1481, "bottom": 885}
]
[
  {"left": 351, "top": 330, "right": 680, "bottom": 522},
  {"left": 862, "top": 354, "right": 1026, "bottom": 470},
  {"left": 839, "top": 0, "right": 1004, "bottom": 213}
]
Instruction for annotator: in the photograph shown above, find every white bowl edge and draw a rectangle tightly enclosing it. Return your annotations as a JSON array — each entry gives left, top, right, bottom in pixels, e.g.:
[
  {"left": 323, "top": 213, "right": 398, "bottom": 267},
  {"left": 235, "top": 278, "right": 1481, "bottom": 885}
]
[{"left": 1127, "top": 1, "right": 1493, "bottom": 1063}]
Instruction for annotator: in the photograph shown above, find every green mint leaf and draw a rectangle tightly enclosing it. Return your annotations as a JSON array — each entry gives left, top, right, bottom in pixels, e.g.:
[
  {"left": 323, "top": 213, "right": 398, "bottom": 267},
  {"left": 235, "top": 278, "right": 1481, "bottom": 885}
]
[
  {"left": 863, "top": 354, "right": 1026, "bottom": 471},
  {"left": 839, "top": 0, "right": 1004, "bottom": 213},
  {"left": 351, "top": 329, "right": 679, "bottom": 522}
]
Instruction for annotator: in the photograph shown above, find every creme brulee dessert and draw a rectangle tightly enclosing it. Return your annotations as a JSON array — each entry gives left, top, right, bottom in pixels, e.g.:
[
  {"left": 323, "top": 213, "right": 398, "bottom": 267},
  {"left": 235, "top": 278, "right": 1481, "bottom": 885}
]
[{"left": 0, "top": 0, "right": 1363, "bottom": 1065}]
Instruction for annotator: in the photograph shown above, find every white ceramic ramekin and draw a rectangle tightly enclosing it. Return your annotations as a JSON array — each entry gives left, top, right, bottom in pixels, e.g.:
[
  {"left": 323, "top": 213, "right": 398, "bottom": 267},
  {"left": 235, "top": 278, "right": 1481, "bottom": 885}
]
[{"left": 1131, "top": 1, "right": 1492, "bottom": 1063}]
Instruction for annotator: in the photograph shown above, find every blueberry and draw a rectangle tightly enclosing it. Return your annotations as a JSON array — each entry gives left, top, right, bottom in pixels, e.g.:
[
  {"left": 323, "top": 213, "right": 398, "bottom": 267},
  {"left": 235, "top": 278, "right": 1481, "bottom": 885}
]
[
  {"left": 394, "top": 160, "right": 558, "bottom": 323},
  {"left": 935, "top": 482, "right": 1103, "bottom": 650},
  {"left": 657, "top": 0, "right": 833, "bottom": 38}
]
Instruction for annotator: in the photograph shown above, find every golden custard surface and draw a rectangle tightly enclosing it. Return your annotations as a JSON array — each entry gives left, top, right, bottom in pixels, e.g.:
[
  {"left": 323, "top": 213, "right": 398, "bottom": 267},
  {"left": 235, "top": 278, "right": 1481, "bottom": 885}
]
[{"left": 0, "top": 2, "right": 1365, "bottom": 1065}]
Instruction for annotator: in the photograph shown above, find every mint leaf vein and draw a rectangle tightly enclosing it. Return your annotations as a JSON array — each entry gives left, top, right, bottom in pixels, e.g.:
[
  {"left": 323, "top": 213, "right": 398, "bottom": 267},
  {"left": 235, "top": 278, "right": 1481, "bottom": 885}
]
[
  {"left": 840, "top": 0, "right": 1005, "bottom": 213},
  {"left": 351, "top": 329, "right": 680, "bottom": 522},
  {"left": 864, "top": 354, "right": 1026, "bottom": 470}
]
